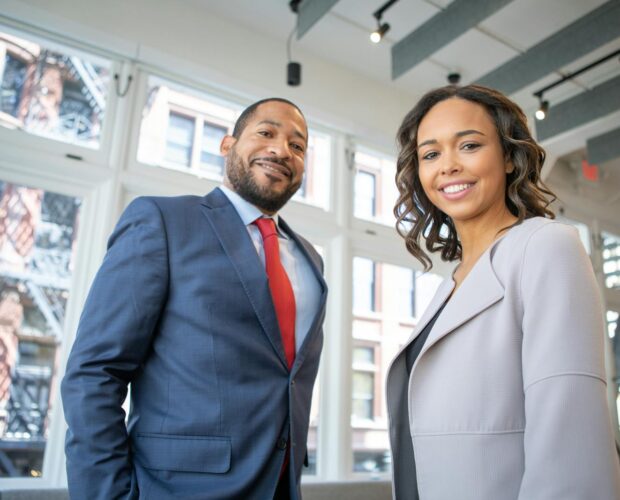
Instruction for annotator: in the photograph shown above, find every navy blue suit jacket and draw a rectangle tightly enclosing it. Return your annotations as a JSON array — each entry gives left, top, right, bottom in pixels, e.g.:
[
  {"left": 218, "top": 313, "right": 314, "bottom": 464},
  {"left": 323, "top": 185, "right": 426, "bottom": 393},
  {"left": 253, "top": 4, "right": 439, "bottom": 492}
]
[{"left": 61, "top": 188, "right": 327, "bottom": 499}]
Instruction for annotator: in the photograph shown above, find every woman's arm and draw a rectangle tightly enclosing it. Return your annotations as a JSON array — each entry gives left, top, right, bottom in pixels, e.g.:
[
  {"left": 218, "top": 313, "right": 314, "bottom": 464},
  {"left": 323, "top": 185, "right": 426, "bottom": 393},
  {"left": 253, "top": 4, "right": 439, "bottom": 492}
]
[{"left": 518, "top": 221, "right": 620, "bottom": 499}]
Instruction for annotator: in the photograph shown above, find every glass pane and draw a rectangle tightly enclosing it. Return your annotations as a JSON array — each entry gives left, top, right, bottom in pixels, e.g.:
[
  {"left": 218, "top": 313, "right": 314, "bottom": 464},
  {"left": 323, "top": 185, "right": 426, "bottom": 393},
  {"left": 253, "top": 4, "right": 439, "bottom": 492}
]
[
  {"left": 609, "top": 310, "right": 620, "bottom": 435},
  {"left": 602, "top": 232, "right": 620, "bottom": 289},
  {"left": 164, "top": 112, "right": 194, "bottom": 167},
  {"left": 293, "top": 130, "right": 331, "bottom": 210},
  {"left": 0, "top": 29, "right": 111, "bottom": 149},
  {"left": 200, "top": 121, "right": 226, "bottom": 176},
  {"left": 0, "top": 181, "right": 82, "bottom": 477},
  {"left": 354, "top": 171, "right": 376, "bottom": 219},
  {"left": 353, "top": 150, "right": 399, "bottom": 226},
  {"left": 353, "top": 257, "right": 376, "bottom": 313},
  {"left": 353, "top": 346, "right": 375, "bottom": 365},
  {"left": 303, "top": 244, "right": 324, "bottom": 477},
  {"left": 351, "top": 258, "right": 443, "bottom": 475}
]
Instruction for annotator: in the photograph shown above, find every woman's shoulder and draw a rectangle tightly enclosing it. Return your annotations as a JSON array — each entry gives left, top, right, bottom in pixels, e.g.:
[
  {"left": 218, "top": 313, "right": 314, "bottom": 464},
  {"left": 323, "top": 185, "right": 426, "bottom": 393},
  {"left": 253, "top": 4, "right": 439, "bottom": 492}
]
[
  {"left": 492, "top": 216, "right": 585, "bottom": 271},
  {"left": 503, "top": 216, "right": 580, "bottom": 250}
]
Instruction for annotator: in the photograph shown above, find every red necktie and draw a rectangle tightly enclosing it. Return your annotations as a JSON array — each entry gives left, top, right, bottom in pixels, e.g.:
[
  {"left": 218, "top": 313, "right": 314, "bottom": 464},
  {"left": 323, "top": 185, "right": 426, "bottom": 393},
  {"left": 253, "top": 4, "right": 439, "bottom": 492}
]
[{"left": 254, "top": 217, "right": 296, "bottom": 369}]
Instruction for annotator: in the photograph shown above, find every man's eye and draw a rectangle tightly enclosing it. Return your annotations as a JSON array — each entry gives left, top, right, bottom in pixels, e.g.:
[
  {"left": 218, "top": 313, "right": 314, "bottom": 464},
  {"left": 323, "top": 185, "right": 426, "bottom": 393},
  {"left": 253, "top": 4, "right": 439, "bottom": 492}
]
[
  {"left": 291, "top": 143, "right": 305, "bottom": 152},
  {"left": 258, "top": 130, "right": 271, "bottom": 137}
]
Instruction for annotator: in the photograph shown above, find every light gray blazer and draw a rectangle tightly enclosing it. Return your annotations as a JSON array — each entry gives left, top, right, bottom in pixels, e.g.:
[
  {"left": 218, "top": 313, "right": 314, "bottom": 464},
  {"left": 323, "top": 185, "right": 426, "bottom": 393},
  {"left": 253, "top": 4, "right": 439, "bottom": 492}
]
[{"left": 387, "top": 217, "right": 620, "bottom": 499}]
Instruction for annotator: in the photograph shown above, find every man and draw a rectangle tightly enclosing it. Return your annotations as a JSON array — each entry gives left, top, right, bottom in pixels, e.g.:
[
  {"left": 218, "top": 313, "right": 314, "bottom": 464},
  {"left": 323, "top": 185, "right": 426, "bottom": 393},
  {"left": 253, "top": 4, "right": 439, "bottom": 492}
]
[{"left": 61, "top": 98, "right": 327, "bottom": 499}]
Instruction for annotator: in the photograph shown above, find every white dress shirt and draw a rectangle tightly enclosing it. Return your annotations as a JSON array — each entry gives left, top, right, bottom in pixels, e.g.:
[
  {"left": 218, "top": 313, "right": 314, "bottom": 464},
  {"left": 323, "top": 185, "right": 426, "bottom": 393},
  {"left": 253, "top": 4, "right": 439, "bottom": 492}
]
[{"left": 219, "top": 185, "right": 322, "bottom": 352}]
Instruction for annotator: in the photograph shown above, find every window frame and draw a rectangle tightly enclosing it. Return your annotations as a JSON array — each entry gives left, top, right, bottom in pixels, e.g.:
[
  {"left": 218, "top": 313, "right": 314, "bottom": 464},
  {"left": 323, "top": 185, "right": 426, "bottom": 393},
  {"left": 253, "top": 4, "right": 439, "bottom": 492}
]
[{"left": 0, "top": 20, "right": 125, "bottom": 166}]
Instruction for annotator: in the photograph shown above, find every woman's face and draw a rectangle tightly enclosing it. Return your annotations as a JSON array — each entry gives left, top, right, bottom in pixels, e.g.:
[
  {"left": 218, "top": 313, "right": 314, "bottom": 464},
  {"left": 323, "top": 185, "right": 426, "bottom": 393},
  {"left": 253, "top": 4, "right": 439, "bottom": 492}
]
[{"left": 416, "top": 97, "right": 513, "bottom": 226}]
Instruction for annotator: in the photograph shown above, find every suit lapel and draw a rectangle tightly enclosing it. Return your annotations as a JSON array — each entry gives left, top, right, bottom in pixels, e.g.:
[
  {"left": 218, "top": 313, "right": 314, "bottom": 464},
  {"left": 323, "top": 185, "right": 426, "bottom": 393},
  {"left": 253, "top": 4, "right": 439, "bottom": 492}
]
[
  {"left": 391, "top": 278, "right": 455, "bottom": 364},
  {"left": 277, "top": 218, "right": 328, "bottom": 374},
  {"left": 200, "top": 189, "right": 289, "bottom": 370},
  {"left": 417, "top": 247, "right": 504, "bottom": 361}
]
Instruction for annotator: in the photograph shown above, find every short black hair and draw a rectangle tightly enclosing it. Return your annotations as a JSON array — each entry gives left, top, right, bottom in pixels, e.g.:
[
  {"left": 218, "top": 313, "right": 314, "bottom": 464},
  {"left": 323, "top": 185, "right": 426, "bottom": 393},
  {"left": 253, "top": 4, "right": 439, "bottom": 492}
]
[{"left": 232, "top": 97, "right": 306, "bottom": 138}]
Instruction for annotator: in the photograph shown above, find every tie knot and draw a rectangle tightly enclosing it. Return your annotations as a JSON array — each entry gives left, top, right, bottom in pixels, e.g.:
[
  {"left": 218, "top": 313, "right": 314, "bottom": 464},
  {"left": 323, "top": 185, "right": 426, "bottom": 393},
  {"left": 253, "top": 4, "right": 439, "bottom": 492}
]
[{"left": 254, "top": 217, "right": 277, "bottom": 239}]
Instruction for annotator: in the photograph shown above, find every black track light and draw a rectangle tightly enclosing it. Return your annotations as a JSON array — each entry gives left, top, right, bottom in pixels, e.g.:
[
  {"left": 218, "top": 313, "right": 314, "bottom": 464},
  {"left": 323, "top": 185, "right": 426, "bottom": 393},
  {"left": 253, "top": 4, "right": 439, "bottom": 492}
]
[
  {"left": 447, "top": 72, "right": 461, "bottom": 85},
  {"left": 370, "top": 0, "right": 399, "bottom": 43},
  {"left": 370, "top": 22, "right": 390, "bottom": 43},
  {"left": 535, "top": 99, "right": 549, "bottom": 121}
]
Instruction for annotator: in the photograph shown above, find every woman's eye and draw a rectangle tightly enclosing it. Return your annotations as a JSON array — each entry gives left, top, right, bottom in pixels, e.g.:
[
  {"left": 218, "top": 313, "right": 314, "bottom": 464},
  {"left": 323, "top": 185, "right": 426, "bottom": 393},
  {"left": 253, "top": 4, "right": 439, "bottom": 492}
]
[
  {"left": 258, "top": 130, "right": 271, "bottom": 137},
  {"left": 462, "top": 142, "right": 480, "bottom": 151},
  {"left": 421, "top": 151, "right": 438, "bottom": 161}
]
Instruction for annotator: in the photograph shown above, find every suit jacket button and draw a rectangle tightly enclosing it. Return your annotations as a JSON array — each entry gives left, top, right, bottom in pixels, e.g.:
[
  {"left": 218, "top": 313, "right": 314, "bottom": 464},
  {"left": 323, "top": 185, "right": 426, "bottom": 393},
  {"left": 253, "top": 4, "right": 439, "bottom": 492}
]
[{"left": 276, "top": 438, "right": 287, "bottom": 450}]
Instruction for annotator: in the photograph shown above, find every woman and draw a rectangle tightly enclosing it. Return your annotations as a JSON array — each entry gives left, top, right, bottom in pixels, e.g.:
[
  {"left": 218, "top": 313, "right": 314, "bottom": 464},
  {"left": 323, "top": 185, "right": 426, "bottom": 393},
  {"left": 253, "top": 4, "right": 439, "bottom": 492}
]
[{"left": 386, "top": 84, "right": 620, "bottom": 499}]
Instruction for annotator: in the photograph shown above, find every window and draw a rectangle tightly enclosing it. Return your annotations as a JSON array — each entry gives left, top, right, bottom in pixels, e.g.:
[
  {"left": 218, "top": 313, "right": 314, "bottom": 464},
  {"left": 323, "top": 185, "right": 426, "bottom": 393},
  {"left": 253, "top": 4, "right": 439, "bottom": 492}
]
[
  {"left": 352, "top": 371, "right": 375, "bottom": 421},
  {"left": 402, "top": 269, "right": 416, "bottom": 319},
  {"left": 608, "top": 310, "right": 619, "bottom": 340},
  {"left": 200, "top": 121, "right": 227, "bottom": 176},
  {"left": 602, "top": 232, "right": 620, "bottom": 289},
  {"left": 292, "top": 130, "right": 331, "bottom": 209},
  {"left": 354, "top": 170, "right": 376, "bottom": 219},
  {"left": 138, "top": 76, "right": 239, "bottom": 179},
  {"left": 137, "top": 76, "right": 332, "bottom": 209},
  {"left": 303, "top": 244, "right": 324, "bottom": 477},
  {"left": 0, "top": 180, "right": 82, "bottom": 478},
  {"left": 0, "top": 28, "right": 111, "bottom": 148},
  {"left": 352, "top": 345, "right": 377, "bottom": 422},
  {"left": 609, "top": 310, "right": 620, "bottom": 436},
  {"left": 353, "top": 149, "right": 398, "bottom": 226},
  {"left": 353, "top": 257, "right": 377, "bottom": 313},
  {"left": 351, "top": 258, "right": 442, "bottom": 475},
  {"left": 164, "top": 112, "right": 194, "bottom": 167}
]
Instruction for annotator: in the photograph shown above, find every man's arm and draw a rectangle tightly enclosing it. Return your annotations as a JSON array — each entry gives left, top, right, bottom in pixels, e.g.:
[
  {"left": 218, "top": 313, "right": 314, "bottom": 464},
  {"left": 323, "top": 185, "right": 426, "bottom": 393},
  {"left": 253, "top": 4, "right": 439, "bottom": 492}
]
[{"left": 61, "top": 197, "right": 169, "bottom": 500}]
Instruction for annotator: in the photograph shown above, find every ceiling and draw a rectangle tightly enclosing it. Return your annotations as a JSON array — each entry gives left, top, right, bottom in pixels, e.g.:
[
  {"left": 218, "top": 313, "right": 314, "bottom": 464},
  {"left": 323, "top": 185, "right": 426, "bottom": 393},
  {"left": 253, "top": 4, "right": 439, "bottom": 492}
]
[
  {"left": 190, "top": 0, "right": 619, "bottom": 221},
  {"left": 191, "top": 0, "right": 620, "bottom": 112}
]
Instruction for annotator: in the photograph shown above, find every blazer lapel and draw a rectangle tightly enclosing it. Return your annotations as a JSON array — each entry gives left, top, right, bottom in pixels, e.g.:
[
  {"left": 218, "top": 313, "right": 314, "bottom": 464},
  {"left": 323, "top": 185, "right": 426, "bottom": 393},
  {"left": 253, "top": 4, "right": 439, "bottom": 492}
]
[
  {"left": 417, "top": 246, "right": 505, "bottom": 361},
  {"left": 278, "top": 218, "right": 328, "bottom": 374},
  {"left": 391, "top": 278, "right": 455, "bottom": 364},
  {"left": 200, "top": 189, "right": 289, "bottom": 370}
]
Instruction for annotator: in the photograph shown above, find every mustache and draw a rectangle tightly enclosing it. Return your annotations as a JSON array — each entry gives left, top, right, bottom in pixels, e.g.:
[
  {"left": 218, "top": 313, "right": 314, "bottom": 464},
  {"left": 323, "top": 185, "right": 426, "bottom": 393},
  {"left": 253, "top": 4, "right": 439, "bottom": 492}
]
[{"left": 251, "top": 156, "right": 291, "bottom": 169}]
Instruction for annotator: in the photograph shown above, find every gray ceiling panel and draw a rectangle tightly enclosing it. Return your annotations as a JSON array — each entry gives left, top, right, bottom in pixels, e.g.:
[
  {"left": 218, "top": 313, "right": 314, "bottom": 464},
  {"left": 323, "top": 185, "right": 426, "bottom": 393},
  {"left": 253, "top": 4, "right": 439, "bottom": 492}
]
[
  {"left": 476, "top": 0, "right": 620, "bottom": 94},
  {"left": 297, "top": 0, "right": 341, "bottom": 39},
  {"left": 391, "top": 0, "right": 513, "bottom": 79},
  {"left": 535, "top": 74, "right": 620, "bottom": 141},
  {"left": 587, "top": 126, "right": 620, "bottom": 165}
]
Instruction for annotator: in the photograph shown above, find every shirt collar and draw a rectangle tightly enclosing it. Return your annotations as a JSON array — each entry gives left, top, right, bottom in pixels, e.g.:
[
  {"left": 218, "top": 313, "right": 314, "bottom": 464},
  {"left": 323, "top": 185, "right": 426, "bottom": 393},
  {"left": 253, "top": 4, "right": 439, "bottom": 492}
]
[{"left": 218, "top": 185, "right": 287, "bottom": 238}]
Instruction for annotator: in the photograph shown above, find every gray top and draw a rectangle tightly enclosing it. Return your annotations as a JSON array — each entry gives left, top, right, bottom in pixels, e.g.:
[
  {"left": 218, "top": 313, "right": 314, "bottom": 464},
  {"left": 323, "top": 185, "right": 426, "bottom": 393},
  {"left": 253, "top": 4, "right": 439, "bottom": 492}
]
[{"left": 393, "top": 303, "right": 446, "bottom": 499}]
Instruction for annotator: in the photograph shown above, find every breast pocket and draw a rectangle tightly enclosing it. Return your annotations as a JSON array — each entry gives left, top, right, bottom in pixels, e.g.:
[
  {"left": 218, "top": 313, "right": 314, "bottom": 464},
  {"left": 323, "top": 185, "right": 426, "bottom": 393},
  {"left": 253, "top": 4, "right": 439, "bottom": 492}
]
[{"left": 134, "top": 433, "right": 231, "bottom": 474}]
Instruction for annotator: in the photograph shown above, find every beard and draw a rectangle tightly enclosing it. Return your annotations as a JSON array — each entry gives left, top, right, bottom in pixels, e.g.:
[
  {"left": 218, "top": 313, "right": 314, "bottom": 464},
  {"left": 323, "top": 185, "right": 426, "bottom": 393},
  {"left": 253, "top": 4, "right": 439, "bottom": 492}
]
[{"left": 225, "top": 146, "right": 302, "bottom": 213}]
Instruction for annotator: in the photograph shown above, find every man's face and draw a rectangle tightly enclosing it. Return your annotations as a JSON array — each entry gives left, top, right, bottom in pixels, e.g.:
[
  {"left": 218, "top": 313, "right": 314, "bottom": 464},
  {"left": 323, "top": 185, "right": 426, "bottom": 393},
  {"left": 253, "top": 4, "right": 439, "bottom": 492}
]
[{"left": 221, "top": 101, "right": 308, "bottom": 214}]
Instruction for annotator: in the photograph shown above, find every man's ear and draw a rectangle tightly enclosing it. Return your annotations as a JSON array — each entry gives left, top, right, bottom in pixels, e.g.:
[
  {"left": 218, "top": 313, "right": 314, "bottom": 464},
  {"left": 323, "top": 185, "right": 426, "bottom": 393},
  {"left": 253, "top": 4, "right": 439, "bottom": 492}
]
[{"left": 220, "top": 135, "right": 236, "bottom": 156}]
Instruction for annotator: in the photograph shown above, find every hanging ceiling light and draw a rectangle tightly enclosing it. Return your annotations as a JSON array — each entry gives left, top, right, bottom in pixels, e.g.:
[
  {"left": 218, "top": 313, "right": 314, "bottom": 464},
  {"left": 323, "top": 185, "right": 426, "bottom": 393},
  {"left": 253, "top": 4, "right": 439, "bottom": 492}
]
[
  {"left": 370, "top": 0, "right": 399, "bottom": 44},
  {"left": 535, "top": 99, "right": 549, "bottom": 121},
  {"left": 370, "top": 22, "right": 390, "bottom": 43}
]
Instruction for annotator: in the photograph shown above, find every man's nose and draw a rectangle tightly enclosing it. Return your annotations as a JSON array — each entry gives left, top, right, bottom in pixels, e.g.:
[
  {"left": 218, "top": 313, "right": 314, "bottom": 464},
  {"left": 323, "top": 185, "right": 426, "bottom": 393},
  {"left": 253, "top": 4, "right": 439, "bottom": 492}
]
[{"left": 268, "top": 138, "right": 292, "bottom": 158}]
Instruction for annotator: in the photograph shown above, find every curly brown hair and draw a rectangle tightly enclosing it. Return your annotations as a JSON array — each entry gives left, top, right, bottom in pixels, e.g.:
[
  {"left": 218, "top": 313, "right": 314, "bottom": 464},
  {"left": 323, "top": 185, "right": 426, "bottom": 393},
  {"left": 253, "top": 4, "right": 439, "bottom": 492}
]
[{"left": 394, "top": 84, "right": 556, "bottom": 271}]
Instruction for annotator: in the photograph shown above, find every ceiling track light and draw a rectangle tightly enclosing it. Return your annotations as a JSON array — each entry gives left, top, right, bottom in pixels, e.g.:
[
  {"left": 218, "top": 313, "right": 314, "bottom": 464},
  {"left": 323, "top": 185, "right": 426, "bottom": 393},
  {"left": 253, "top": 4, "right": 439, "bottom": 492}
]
[
  {"left": 535, "top": 98, "right": 549, "bottom": 121},
  {"left": 287, "top": 2, "right": 301, "bottom": 86},
  {"left": 370, "top": 0, "right": 399, "bottom": 44},
  {"left": 370, "top": 23, "right": 390, "bottom": 43},
  {"left": 532, "top": 47, "right": 620, "bottom": 121}
]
